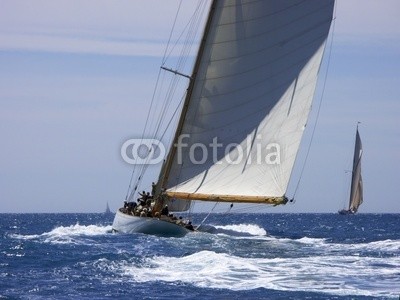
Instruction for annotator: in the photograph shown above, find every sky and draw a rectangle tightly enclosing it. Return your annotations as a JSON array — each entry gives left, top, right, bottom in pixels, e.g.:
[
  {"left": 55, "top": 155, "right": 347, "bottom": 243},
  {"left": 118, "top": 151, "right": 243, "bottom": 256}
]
[{"left": 0, "top": 0, "right": 399, "bottom": 213}]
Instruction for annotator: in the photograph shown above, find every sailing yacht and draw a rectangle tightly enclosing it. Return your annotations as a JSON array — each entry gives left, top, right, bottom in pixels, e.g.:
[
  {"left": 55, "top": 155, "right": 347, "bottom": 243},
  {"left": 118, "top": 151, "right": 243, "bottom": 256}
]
[
  {"left": 112, "top": 0, "right": 335, "bottom": 236},
  {"left": 105, "top": 202, "right": 112, "bottom": 215},
  {"left": 339, "top": 125, "right": 363, "bottom": 215}
]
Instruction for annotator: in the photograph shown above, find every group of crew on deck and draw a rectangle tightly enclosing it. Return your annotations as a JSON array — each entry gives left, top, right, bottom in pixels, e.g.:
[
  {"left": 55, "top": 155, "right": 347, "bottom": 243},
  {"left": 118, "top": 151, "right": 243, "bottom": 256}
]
[{"left": 121, "top": 189, "right": 194, "bottom": 231}]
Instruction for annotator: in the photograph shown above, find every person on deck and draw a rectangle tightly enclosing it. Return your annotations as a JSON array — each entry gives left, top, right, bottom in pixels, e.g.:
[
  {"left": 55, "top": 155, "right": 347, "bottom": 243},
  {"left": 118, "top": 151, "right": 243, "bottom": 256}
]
[
  {"left": 161, "top": 205, "right": 169, "bottom": 216},
  {"left": 185, "top": 221, "right": 194, "bottom": 231},
  {"left": 139, "top": 191, "right": 148, "bottom": 205}
]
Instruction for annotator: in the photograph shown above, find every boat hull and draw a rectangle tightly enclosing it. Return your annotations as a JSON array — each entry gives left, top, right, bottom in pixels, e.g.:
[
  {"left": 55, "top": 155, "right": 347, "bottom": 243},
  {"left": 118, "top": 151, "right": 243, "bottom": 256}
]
[
  {"left": 338, "top": 209, "right": 354, "bottom": 215},
  {"left": 112, "top": 209, "right": 189, "bottom": 237}
]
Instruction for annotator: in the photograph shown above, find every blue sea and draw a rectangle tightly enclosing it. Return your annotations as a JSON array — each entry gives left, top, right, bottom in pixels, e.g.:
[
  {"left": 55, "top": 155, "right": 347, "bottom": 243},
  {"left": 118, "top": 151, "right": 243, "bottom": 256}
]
[{"left": 1, "top": 213, "right": 399, "bottom": 299}]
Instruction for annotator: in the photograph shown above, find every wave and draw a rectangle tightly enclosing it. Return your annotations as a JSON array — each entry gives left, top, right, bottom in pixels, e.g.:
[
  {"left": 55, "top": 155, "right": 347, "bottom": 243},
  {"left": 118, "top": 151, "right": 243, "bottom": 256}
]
[
  {"left": 10, "top": 223, "right": 112, "bottom": 244},
  {"left": 292, "top": 237, "right": 400, "bottom": 254},
  {"left": 348, "top": 239, "right": 400, "bottom": 252},
  {"left": 194, "top": 223, "right": 400, "bottom": 257},
  {"left": 214, "top": 224, "right": 267, "bottom": 236},
  {"left": 197, "top": 223, "right": 267, "bottom": 236},
  {"left": 193, "top": 222, "right": 400, "bottom": 255},
  {"left": 117, "top": 250, "right": 400, "bottom": 298}
]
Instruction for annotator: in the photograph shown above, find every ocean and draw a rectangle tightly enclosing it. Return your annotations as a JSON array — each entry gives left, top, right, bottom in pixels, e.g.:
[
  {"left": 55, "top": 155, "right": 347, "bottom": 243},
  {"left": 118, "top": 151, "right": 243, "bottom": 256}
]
[{"left": 1, "top": 213, "right": 399, "bottom": 299}]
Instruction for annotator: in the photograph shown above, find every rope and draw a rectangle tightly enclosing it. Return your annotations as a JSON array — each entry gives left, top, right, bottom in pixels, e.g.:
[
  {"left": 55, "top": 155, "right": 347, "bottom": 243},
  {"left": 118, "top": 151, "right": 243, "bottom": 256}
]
[
  {"left": 125, "top": 1, "right": 208, "bottom": 201},
  {"left": 133, "top": 1, "right": 207, "bottom": 194},
  {"left": 195, "top": 202, "right": 218, "bottom": 230}
]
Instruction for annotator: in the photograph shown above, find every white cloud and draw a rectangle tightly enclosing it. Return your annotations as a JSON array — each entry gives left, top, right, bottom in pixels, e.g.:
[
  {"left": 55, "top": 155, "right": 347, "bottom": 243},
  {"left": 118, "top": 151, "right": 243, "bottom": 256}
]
[
  {"left": 0, "top": 32, "right": 167, "bottom": 56},
  {"left": 1, "top": 0, "right": 399, "bottom": 56},
  {"left": 0, "top": 0, "right": 209, "bottom": 56}
]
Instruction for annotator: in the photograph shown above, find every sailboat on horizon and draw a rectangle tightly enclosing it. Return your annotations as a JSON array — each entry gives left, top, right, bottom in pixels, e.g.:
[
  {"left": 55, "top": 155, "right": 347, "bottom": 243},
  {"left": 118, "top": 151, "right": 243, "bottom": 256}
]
[
  {"left": 105, "top": 202, "right": 112, "bottom": 215},
  {"left": 112, "top": 0, "right": 335, "bottom": 236},
  {"left": 339, "top": 124, "right": 363, "bottom": 215}
]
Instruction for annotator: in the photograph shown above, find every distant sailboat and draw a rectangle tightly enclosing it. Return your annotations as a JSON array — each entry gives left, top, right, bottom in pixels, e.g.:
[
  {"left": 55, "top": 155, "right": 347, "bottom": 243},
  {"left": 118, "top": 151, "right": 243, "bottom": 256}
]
[
  {"left": 339, "top": 124, "right": 363, "bottom": 215},
  {"left": 105, "top": 202, "right": 112, "bottom": 214},
  {"left": 112, "top": 0, "right": 335, "bottom": 236}
]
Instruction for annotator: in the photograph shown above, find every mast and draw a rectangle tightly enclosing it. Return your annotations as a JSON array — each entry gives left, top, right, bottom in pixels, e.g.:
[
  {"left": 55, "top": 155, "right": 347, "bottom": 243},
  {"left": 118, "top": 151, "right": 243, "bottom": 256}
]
[{"left": 158, "top": 0, "right": 218, "bottom": 191}]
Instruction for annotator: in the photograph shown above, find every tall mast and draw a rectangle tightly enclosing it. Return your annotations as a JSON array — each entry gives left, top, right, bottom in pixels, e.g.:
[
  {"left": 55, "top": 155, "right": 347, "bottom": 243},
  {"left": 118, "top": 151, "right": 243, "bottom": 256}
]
[{"left": 158, "top": 0, "right": 218, "bottom": 191}]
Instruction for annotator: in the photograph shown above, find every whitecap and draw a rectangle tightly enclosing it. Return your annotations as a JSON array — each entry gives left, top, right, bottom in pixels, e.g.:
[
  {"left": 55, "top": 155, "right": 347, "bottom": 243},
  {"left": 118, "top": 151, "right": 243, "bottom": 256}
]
[
  {"left": 213, "top": 224, "right": 267, "bottom": 236},
  {"left": 10, "top": 223, "right": 112, "bottom": 244},
  {"left": 118, "top": 250, "right": 400, "bottom": 298}
]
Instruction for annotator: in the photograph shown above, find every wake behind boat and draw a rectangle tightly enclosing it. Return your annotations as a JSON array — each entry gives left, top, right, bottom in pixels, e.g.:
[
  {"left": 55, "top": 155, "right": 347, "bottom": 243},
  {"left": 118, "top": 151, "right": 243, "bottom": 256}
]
[{"left": 113, "top": 0, "right": 335, "bottom": 236}]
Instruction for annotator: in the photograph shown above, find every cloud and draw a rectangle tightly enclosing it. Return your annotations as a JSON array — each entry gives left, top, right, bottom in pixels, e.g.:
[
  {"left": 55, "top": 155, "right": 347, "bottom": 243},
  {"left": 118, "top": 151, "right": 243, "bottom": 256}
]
[
  {"left": 0, "top": 32, "right": 167, "bottom": 57},
  {"left": 1, "top": 0, "right": 399, "bottom": 56},
  {"left": 0, "top": 0, "right": 209, "bottom": 56}
]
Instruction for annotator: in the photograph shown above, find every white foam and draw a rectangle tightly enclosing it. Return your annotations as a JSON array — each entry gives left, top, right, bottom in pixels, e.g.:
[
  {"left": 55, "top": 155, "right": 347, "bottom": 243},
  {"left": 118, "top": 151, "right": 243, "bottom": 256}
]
[
  {"left": 9, "top": 233, "right": 40, "bottom": 240},
  {"left": 352, "top": 239, "right": 400, "bottom": 252},
  {"left": 10, "top": 223, "right": 112, "bottom": 244},
  {"left": 267, "top": 236, "right": 400, "bottom": 255},
  {"left": 293, "top": 238, "right": 400, "bottom": 254},
  {"left": 47, "top": 223, "right": 112, "bottom": 237},
  {"left": 119, "top": 250, "right": 400, "bottom": 298},
  {"left": 214, "top": 224, "right": 267, "bottom": 236},
  {"left": 295, "top": 236, "right": 327, "bottom": 245}
]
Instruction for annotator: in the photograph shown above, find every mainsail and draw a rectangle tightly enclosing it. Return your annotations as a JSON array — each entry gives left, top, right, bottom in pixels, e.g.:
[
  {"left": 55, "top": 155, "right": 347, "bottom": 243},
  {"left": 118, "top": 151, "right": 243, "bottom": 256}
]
[
  {"left": 348, "top": 127, "right": 363, "bottom": 213},
  {"left": 160, "top": 0, "right": 335, "bottom": 208}
]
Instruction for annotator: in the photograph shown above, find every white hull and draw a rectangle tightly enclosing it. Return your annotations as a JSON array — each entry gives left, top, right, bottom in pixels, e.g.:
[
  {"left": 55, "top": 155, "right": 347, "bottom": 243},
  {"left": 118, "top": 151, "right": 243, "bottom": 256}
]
[{"left": 112, "top": 209, "right": 189, "bottom": 237}]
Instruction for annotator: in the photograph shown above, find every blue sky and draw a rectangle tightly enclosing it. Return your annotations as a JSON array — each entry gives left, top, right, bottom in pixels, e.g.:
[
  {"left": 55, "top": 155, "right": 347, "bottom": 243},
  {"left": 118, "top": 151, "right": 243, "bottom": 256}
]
[{"left": 0, "top": 0, "right": 399, "bottom": 213}]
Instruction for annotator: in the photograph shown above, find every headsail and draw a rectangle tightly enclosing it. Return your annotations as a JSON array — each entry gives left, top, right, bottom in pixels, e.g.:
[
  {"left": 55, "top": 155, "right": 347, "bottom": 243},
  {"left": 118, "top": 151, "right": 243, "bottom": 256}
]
[
  {"left": 348, "top": 127, "right": 363, "bottom": 213},
  {"left": 161, "top": 0, "right": 335, "bottom": 205}
]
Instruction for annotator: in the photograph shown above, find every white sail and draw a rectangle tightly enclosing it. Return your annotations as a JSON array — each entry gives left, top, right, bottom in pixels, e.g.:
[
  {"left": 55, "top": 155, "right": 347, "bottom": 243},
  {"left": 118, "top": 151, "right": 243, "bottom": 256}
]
[
  {"left": 161, "top": 0, "right": 335, "bottom": 204},
  {"left": 349, "top": 128, "right": 363, "bottom": 212}
]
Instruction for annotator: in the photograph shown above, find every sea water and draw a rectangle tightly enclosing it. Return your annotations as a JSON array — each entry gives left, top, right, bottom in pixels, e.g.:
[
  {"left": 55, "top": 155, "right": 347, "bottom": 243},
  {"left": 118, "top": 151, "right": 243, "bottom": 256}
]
[{"left": 1, "top": 213, "right": 399, "bottom": 299}]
